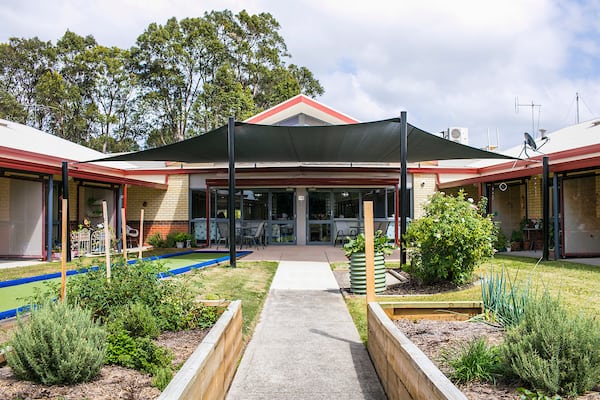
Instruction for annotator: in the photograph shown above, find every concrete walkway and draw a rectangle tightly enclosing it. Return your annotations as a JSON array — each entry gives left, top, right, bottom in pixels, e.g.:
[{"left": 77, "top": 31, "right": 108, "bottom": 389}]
[{"left": 227, "top": 261, "right": 386, "bottom": 399}]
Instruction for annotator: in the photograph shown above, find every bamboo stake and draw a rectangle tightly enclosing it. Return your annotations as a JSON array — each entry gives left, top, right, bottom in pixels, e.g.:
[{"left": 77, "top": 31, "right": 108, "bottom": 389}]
[
  {"left": 138, "top": 209, "right": 144, "bottom": 259},
  {"left": 60, "top": 198, "right": 68, "bottom": 301},
  {"left": 121, "top": 208, "right": 127, "bottom": 261},
  {"left": 103, "top": 201, "right": 111, "bottom": 281},
  {"left": 363, "top": 201, "right": 375, "bottom": 304}
]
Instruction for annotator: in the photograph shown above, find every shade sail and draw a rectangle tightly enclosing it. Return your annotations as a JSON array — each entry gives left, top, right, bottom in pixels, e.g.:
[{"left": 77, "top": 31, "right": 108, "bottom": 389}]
[{"left": 86, "top": 118, "right": 515, "bottom": 164}]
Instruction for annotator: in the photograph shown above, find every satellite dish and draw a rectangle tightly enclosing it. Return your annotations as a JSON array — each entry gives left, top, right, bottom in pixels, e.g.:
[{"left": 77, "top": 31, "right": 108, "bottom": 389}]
[{"left": 524, "top": 132, "right": 537, "bottom": 150}]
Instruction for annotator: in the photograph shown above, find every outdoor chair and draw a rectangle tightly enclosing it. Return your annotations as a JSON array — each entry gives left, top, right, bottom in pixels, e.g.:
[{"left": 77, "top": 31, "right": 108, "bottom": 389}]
[
  {"left": 90, "top": 230, "right": 105, "bottom": 255},
  {"left": 126, "top": 225, "right": 139, "bottom": 248},
  {"left": 216, "top": 222, "right": 229, "bottom": 249},
  {"left": 242, "top": 221, "right": 266, "bottom": 249},
  {"left": 70, "top": 228, "right": 91, "bottom": 257},
  {"left": 334, "top": 221, "right": 358, "bottom": 246}
]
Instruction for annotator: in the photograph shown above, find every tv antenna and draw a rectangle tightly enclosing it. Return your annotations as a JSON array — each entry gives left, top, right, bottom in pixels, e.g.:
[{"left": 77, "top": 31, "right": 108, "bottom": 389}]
[{"left": 515, "top": 97, "right": 542, "bottom": 138}]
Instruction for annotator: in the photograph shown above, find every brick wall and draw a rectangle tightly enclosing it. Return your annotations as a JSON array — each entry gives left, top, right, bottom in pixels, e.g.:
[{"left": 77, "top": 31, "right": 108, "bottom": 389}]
[
  {"left": 526, "top": 175, "right": 542, "bottom": 219},
  {"left": 0, "top": 178, "right": 9, "bottom": 222},
  {"left": 127, "top": 174, "right": 189, "bottom": 222},
  {"left": 412, "top": 174, "right": 437, "bottom": 219}
]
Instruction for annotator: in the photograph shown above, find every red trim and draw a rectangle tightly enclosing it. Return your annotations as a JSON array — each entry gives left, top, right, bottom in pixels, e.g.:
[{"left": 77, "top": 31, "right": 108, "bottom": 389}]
[{"left": 245, "top": 95, "right": 359, "bottom": 124}]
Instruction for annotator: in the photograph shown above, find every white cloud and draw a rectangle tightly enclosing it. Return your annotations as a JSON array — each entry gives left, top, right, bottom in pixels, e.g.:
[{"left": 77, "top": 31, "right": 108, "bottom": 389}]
[{"left": 1, "top": 0, "right": 599, "bottom": 149}]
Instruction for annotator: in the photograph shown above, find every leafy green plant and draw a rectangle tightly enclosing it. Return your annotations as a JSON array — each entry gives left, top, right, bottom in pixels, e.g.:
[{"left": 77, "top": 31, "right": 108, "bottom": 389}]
[
  {"left": 343, "top": 230, "right": 395, "bottom": 257},
  {"left": 442, "top": 336, "right": 503, "bottom": 384},
  {"left": 481, "top": 265, "right": 531, "bottom": 327},
  {"left": 493, "top": 226, "right": 509, "bottom": 251},
  {"left": 404, "top": 190, "right": 495, "bottom": 285},
  {"left": 107, "top": 302, "right": 160, "bottom": 339},
  {"left": 152, "top": 366, "right": 173, "bottom": 390},
  {"left": 516, "top": 388, "right": 562, "bottom": 400},
  {"left": 106, "top": 330, "right": 172, "bottom": 375},
  {"left": 147, "top": 233, "right": 167, "bottom": 248},
  {"left": 502, "top": 292, "right": 600, "bottom": 397},
  {"left": 7, "top": 301, "right": 107, "bottom": 384}
]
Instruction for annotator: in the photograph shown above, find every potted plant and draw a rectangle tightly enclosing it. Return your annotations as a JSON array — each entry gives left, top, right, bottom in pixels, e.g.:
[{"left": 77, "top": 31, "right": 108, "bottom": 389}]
[
  {"left": 172, "top": 232, "right": 193, "bottom": 248},
  {"left": 343, "top": 230, "right": 395, "bottom": 294},
  {"left": 510, "top": 230, "right": 522, "bottom": 251}
]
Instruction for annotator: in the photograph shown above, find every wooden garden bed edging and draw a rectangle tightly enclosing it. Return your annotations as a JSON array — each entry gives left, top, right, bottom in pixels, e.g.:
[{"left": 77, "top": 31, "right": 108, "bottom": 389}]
[
  {"left": 367, "top": 302, "right": 467, "bottom": 400},
  {"left": 159, "top": 300, "right": 243, "bottom": 400},
  {"left": 379, "top": 301, "right": 483, "bottom": 321}
]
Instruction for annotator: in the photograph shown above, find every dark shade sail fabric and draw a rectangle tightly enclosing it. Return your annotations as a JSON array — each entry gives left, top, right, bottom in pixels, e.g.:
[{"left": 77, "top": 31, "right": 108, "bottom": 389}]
[{"left": 86, "top": 118, "right": 515, "bottom": 163}]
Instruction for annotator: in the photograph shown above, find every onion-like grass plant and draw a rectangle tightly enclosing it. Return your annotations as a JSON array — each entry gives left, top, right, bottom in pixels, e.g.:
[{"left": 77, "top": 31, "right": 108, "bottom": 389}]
[{"left": 481, "top": 265, "right": 532, "bottom": 328}]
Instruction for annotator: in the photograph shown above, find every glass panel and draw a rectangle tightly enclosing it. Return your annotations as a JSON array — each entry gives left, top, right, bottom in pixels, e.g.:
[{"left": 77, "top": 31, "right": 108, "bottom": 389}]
[
  {"left": 191, "top": 190, "right": 206, "bottom": 218},
  {"left": 361, "top": 188, "right": 387, "bottom": 218},
  {"left": 563, "top": 175, "right": 599, "bottom": 254},
  {"left": 270, "top": 191, "right": 295, "bottom": 244},
  {"left": 243, "top": 190, "right": 268, "bottom": 220},
  {"left": 309, "top": 223, "right": 331, "bottom": 243},
  {"left": 334, "top": 190, "right": 359, "bottom": 218},
  {"left": 212, "top": 189, "right": 241, "bottom": 219},
  {"left": 308, "top": 191, "right": 331, "bottom": 220},
  {"left": 386, "top": 188, "right": 396, "bottom": 218}
]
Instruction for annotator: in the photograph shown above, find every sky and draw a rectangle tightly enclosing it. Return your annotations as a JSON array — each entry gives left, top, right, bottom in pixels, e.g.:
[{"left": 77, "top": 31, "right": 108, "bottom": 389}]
[{"left": 1, "top": 0, "right": 600, "bottom": 150}]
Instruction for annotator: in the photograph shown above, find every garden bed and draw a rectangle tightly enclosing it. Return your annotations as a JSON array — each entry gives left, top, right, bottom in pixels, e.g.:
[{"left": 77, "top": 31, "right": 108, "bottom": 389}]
[{"left": 0, "top": 326, "right": 209, "bottom": 399}]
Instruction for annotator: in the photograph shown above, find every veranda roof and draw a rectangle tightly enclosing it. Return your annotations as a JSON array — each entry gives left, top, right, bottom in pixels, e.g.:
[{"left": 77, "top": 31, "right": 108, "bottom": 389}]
[{"left": 86, "top": 118, "right": 515, "bottom": 164}]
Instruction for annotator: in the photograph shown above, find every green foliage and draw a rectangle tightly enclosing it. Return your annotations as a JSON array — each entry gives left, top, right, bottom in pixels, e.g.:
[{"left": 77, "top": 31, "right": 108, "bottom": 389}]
[
  {"left": 66, "top": 259, "right": 166, "bottom": 321},
  {"left": 492, "top": 226, "right": 508, "bottom": 251},
  {"left": 106, "top": 302, "right": 160, "bottom": 339},
  {"left": 404, "top": 191, "right": 495, "bottom": 285},
  {"left": 343, "top": 230, "right": 395, "bottom": 258},
  {"left": 442, "top": 337, "right": 503, "bottom": 384},
  {"left": 511, "top": 230, "right": 523, "bottom": 243},
  {"left": 7, "top": 301, "right": 106, "bottom": 385},
  {"left": 481, "top": 265, "right": 531, "bottom": 327},
  {"left": 147, "top": 233, "right": 167, "bottom": 248},
  {"left": 152, "top": 366, "right": 173, "bottom": 391},
  {"left": 516, "top": 388, "right": 562, "bottom": 400},
  {"left": 105, "top": 330, "right": 172, "bottom": 375},
  {"left": 502, "top": 292, "right": 600, "bottom": 397}
]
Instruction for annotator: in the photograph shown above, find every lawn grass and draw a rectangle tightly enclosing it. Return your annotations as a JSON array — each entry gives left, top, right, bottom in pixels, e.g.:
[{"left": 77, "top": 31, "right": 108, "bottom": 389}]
[
  {"left": 181, "top": 261, "right": 278, "bottom": 341},
  {"left": 345, "top": 255, "right": 600, "bottom": 343}
]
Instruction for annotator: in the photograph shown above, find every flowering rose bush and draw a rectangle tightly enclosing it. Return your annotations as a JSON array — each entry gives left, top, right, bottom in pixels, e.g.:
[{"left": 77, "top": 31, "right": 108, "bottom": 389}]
[{"left": 404, "top": 190, "right": 495, "bottom": 285}]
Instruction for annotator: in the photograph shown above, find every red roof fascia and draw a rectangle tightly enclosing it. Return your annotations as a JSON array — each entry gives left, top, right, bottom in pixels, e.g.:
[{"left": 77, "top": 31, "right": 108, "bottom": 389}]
[{"left": 245, "top": 95, "right": 359, "bottom": 124}]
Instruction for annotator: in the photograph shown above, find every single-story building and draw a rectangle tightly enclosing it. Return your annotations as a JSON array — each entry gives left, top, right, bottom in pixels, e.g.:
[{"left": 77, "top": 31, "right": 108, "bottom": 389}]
[{"left": 1, "top": 94, "right": 599, "bottom": 259}]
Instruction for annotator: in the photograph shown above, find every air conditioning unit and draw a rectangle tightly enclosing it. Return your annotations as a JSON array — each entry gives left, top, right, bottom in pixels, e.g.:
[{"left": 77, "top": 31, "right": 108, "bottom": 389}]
[{"left": 447, "top": 127, "right": 469, "bottom": 145}]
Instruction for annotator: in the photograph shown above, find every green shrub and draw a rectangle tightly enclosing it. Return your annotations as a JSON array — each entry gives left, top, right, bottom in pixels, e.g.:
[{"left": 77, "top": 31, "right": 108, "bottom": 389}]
[
  {"left": 107, "top": 302, "right": 160, "bottom": 339},
  {"left": 147, "top": 233, "right": 166, "bottom": 248},
  {"left": 67, "top": 259, "right": 168, "bottom": 321},
  {"left": 155, "top": 280, "right": 219, "bottom": 331},
  {"left": 404, "top": 191, "right": 495, "bottom": 285},
  {"left": 7, "top": 301, "right": 106, "bottom": 384},
  {"left": 492, "top": 225, "right": 508, "bottom": 251},
  {"left": 106, "top": 330, "right": 172, "bottom": 374},
  {"left": 481, "top": 265, "right": 531, "bottom": 328},
  {"left": 152, "top": 366, "right": 174, "bottom": 390},
  {"left": 502, "top": 292, "right": 600, "bottom": 397},
  {"left": 442, "top": 337, "right": 503, "bottom": 384},
  {"left": 343, "top": 230, "right": 395, "bottom": 257}
]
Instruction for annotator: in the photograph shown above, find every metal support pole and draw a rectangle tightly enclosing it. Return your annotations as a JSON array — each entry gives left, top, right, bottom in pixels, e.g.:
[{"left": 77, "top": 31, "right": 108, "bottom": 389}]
[
  {"left": 117, "top": 185, "right": 124, "bottom": 252},
  {"left": 227, "top": 117, "right": 236, "bottom": 267},
  {"left": 542, "top": 156, "right": 549, "bottom": 261},
  {"left": 47, "top": 175, "right": 54, "bottom": 262},
  {"left": 553, "top": 174, "right": 560, "bottom": 260},
  {"left": 400, "top": 111, "right": 408, "bottom": 266},
  {"left": 61, "top": 161, "right": 71, "bottom": 262}
]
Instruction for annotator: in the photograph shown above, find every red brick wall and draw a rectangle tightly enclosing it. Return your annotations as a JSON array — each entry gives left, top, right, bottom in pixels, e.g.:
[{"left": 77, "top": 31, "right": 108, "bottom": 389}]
[{"left": 127, "top": 220, "right": 189, "bottom": 246}]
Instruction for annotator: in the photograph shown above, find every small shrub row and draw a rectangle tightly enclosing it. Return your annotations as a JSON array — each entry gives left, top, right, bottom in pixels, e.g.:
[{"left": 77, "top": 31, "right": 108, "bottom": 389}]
[
  {"left": 444, "top": 291, "right": 600, "bottom": 398},
  {"left": 7, "top": 258, "right": 218, "bottom": 387}
]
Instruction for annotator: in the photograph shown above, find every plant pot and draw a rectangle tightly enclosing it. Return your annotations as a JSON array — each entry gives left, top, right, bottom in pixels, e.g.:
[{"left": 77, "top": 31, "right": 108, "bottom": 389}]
[
  {"left": 510, "top": 242, "right": 521, "bottom": 252},
  {"left": 176, "top": 241, "right": 184, "bottom": 249},
  {"left": 349, "top": 252, "right": 387, "bottom": 294}
]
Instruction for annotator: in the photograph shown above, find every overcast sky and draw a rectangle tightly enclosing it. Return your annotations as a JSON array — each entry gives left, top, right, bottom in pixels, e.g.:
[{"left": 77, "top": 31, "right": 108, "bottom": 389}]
[{"left": 1, "top": 0, "right": 599, "bottom": 150}]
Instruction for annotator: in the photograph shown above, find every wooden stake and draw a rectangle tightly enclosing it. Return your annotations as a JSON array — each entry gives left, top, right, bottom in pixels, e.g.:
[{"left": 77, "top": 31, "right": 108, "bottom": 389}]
[
  {"left": 60, "top": 198, "right": 68, "bottom": 301},
  {"left": 103, "top": 201, "right": 111, "bottom": 281},
  {"left": 364, "top": 201, "right": 375, "bottom": 304},
  {"left": 138, "top": 209, "right": 144, "bottom": 259},
  {"left": 121, "top": 208, "right": 127, "bottom": 261}
]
